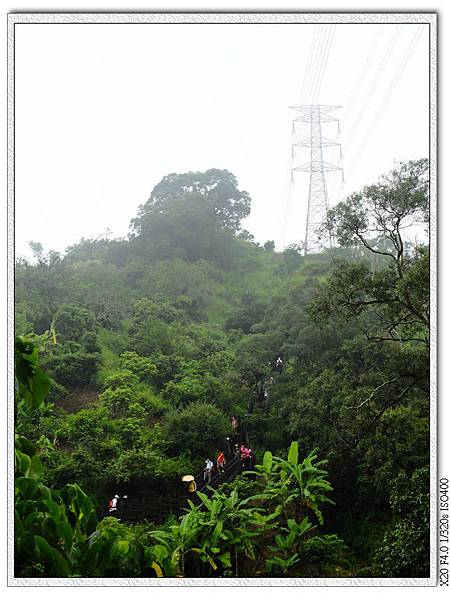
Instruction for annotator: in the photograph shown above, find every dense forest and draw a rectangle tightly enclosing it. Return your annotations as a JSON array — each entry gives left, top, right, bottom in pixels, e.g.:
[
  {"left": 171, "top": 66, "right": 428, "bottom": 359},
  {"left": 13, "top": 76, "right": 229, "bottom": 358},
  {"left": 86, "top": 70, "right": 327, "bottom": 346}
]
[{"left": 14, "top": 160, "right": 430, "bottom": 578}]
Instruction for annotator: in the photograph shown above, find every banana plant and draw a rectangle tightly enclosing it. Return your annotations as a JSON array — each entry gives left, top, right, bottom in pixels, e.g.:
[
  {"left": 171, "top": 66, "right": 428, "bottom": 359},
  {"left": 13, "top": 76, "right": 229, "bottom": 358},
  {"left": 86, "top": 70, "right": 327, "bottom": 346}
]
[
  {"left": 148, "top": 486, "right": 278, "bottom": 577},
  {"left": 273, "top": 444, "right": 335, "bottom": 524},
  {"left": 14, "top": 337, "right": 99, "bottom": 577},
  {"left": 265, "top": 517, "right": 313, "bottom": 575},
  {"left": 149, "top": 502, "right": 205, "bottom": 576},
  {"left": 15, "top": 441, "right": 98, "bottom": 577},
  {"left": 194, "top": 488, "right": 278, "bottom": 576},
  {"left": 252, "top": 442, "right": 334, "bottom": 525}
]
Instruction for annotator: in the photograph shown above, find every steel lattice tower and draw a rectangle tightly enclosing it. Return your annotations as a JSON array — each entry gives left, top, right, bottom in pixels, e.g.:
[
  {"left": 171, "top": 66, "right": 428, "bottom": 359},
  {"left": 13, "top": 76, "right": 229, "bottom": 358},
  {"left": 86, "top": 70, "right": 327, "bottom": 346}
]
[{"left": 290, "top": 105, "right": 343, "bottom": 254}]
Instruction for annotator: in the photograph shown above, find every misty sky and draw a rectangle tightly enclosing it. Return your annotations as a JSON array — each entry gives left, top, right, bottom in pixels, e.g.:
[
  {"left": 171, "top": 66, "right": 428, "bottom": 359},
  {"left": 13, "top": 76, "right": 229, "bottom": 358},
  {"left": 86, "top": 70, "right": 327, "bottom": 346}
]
[{"left": 14, "top": 21, "right": 429, "bottom": 258}]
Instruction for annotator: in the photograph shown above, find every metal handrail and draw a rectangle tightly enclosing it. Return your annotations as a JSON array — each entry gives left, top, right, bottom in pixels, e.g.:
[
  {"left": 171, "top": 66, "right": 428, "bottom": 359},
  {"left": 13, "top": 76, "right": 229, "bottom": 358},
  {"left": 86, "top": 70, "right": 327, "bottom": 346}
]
[{"left": 196, "top": 453, "right": 241, "bottom": 495}]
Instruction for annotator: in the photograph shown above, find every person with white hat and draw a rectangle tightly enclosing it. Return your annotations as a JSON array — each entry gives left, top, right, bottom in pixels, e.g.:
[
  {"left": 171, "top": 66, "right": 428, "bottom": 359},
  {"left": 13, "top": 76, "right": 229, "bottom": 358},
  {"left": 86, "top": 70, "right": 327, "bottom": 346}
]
[
  {"left": 108, "top": 494, "right": 120, "bottom": 512},
  {"left": 182, "top": 475, "right": 197, "bottom": 493}
]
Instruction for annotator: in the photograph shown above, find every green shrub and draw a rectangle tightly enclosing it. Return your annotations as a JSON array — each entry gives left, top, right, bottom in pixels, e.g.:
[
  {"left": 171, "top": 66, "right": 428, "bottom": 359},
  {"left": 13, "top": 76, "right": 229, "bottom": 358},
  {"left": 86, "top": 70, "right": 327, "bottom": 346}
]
[
  {"left": 53, "top": 304, "right": 97, "bottom": 342},
  {"left": 299, "top": 534, "right": 351, "bottom": 576},
  {"left": 120, "top": 351, "right": 157, "bottom": 381},
  {"left": 373, "top": 467, "right": 429, "bottom": 577},
  {"left": 137, "top": 386, "right": 171, "bottom": 418},
  {"left": 43, "top": 342, "right": 101, "bottom": 388},
  {"left": 164, "top": 401, "right": 229, "bottom": 457}
]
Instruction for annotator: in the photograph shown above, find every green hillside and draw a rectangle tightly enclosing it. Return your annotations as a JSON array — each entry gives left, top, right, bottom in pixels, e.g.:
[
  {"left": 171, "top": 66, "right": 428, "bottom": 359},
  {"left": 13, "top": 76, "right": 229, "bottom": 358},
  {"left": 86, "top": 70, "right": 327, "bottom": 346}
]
[{"left": 14, "top": 162, "right": 430, "bottom": 578}]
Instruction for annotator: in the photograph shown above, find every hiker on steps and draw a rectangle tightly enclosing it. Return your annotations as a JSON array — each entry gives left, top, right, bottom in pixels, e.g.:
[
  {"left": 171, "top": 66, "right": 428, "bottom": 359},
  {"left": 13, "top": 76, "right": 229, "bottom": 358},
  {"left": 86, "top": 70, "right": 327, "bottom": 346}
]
[
  {"left": 204, "top": 458, "right": 214, "bottom": 484},
  {"left": 217, "top": 450, "right": 226, "bottom": 474},
  {"left": 108, "top": 494, "right": 119, "bottom": 513},
  {"left": 274, "top": 356, "right": 283, "bottom": 373},
  {"left": 240, "top": 445, "right": 252, "bottom": 469}
]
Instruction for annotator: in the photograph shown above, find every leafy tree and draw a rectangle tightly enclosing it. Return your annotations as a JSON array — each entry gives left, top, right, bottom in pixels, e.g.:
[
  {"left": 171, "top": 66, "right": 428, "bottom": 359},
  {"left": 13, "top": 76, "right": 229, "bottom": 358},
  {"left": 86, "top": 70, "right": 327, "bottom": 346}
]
[
  {"left": 161, "top": 357, "right": 230, "bottom": 410},
  {"left": 29, "top": 241, "right": 62, "bottom": 267},
  {"left": 224, "top": 292, "right": 267, "bottom": 334},
  {"left": 53, "top": 304, "right": 97, "bottom": 343},
  {"left": 264, "top": 240, "right": 275, "bottom": 252},
  {"left": 136, "top": 260, "right": 220, "bottom": 321},
  {"left": 62, "top": 259, "right": 128, "bottom": 329},
  {"left": 99, "top": 370, "right": 139, "bottom": 417},
  {"left": 130, "top": 193, "right": 237, "bottom": 266},
  {"left": 64, "top": 237, "right": 112, "bottom": 263},
  {"left": 81, "top": 331, "right": 101, "bottom": 354},
  {"left": 164, "top": 402, "right": 229, "bottom": 457},
  {"left": 15, "top": 306, "right": 34, "bottom": 336},
  {"left": 42, "top": 340, "right": 101, "bottom": 389},
  {"left": 80, "top": 517, "right": 145, "bottom": 577},
  {"left": 104, "top": 448, "right": 190, "bottom": 486},
  {"left": 298, "top": 534, "right": 351, "bottom": 576},
  {"left": 15, "top": 247, "right": 65, "bottom": 333},
  {"left": 131, "top": 168, "right": 251, "bottom": 235},
  {"left": 311, "top": 159, "right": 429, "bottom": 344},
  {"left": 233, "top": 333, "right": 278, "bottom": 412},
  {"left": 119, "top": 351, "right": 157, "bottom": 382},
  {"left": 162, "top": 375, "right": 209, "bottom": 408},
  {"left": 323, "top": 159, "right": 428, "bottom": 248},
  {"left": 304, "top": 159, "right": 429, "bottom": 494},
  {"left": 128, "top": 298, "right": 176, "bottom": 356}
]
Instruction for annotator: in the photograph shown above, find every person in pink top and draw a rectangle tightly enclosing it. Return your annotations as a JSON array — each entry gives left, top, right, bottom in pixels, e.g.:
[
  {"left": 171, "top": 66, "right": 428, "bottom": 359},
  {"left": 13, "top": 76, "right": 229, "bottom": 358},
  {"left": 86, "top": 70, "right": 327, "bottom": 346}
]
[{"left": 240, "top": 445, "right": 251, "bottom": 468}]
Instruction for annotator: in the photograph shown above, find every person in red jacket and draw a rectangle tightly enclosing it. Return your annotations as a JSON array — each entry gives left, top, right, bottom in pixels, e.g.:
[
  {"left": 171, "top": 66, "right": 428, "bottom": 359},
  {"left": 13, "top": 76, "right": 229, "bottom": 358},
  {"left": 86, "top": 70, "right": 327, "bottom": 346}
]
[{"left": 217, "top": 450, "right": 226, "bottom": 474}]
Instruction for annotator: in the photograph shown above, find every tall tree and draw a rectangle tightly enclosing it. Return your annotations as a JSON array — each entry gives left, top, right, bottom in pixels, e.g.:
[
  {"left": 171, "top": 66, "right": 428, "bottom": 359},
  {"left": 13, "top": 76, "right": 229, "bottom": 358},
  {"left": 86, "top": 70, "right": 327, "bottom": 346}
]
[
  {"left": 311, "top": 159, "right": 429, "bottom": 345},
  {"left": 130, "top": 169, "right": 251, "bottom": 235}
]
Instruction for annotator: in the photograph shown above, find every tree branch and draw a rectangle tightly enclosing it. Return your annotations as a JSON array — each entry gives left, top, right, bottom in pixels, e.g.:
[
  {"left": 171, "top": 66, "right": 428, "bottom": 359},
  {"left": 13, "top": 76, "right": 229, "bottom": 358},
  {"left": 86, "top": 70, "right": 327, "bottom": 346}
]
[
  {"left": 354, "top": 231, "right": 398, "bottom": 263},
  {"left": 340, "top": 379, "right": 420, "bottom": 452},
  {"left": 344, "top": 376, "right": 402, "bottom": 410}
]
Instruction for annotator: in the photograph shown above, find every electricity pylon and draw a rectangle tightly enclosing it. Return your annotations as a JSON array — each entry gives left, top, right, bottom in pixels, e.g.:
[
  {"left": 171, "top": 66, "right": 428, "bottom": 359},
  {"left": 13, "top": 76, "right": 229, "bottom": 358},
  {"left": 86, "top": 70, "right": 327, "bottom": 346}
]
[{"left": 290, "top": 105, "right": 343, "bottom": 254}]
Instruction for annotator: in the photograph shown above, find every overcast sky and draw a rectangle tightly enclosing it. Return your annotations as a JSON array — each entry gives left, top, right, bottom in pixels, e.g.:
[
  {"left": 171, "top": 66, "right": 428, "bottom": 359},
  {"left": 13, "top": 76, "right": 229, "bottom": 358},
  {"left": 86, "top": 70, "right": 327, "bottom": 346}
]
[{"left": 15, "top": 21, "right": 429, "bottom": 258}]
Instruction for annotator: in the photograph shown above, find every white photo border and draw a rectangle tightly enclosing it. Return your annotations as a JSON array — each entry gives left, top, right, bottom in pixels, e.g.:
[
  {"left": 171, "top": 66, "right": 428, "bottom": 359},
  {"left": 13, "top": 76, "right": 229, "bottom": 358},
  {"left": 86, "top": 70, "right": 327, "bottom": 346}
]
[{"left": 7, "top": 10, "right": 438, "bottom": 587}]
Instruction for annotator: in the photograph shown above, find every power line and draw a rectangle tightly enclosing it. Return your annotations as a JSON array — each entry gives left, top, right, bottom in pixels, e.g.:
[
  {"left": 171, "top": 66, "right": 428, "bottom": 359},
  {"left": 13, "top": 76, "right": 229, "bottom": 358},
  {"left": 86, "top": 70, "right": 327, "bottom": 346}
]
[
  {"left": 342, "top": 26, "right": 401, "bottom": 151},
  {"left": 341, "top": 26, "right": 383, "bottom": 125},
  {"left": 301, "top": 27, "right": 332, "bottom": 150},
  {"left": 329, "top": 26, "right": 382, "bottom": 205},
  {"left": 311, "top": 25, "right": 336, "bottom": 104},
  {"left": 344, "top": 25, "right": 424, "bottom": 187},
  {"left": 297, "top": 26, "right": 320, "bottom": 105},
  {"left": 303, "top": 26, "right": 327, "bottom": 105},
  {"left": 296, "top": 26, "right": 325, "bottom": 145}
]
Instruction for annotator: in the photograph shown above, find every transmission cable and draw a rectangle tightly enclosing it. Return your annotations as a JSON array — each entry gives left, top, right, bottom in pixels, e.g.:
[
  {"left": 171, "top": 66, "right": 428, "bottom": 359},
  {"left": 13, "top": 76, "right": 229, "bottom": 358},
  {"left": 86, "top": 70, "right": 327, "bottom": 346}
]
[
  {"left": 343, "top": 25, "right": 401, "bottom": 150},
  {"left": 329, "top": 28, "right": 381, "bottom": 204},
  {"left": 303, "top": 25, "right": 328, "bottom": 106},
  {"left": 344, "top": 26, "right": 425, "bottom": 188},
  {"left": 342, "top": 25, "right": 383, "bottom": 125},
  {"left": 297, "top": 25, "right": 320, "bottom": 106},
  {"left": 311, "top": 25, "right": 336, "bottom": 104}
]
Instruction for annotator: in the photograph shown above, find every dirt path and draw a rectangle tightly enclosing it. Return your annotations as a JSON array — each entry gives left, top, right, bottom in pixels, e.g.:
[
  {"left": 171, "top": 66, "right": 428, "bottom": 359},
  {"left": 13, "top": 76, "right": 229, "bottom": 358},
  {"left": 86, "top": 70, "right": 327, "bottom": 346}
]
[{"left": 55, "top": 387, "right": 99, "bottom": 413}]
